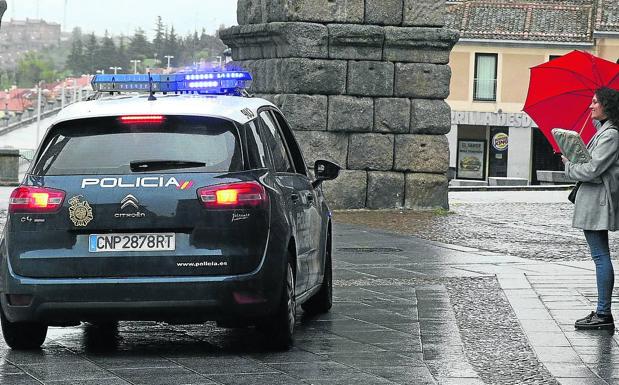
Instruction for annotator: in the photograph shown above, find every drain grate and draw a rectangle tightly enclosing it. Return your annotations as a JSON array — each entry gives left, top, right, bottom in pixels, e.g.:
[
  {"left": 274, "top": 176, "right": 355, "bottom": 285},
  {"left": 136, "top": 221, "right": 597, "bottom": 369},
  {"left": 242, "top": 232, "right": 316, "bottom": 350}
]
[{"left": 337, "top": 247, "right": 402, "bottom": 253}]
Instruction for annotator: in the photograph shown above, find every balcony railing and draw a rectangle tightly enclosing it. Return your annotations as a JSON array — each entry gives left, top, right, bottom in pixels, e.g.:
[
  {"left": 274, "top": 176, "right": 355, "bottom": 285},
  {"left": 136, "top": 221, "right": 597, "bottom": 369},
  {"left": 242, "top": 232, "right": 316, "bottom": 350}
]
[{"left": 473, "top": 78, "right": 497, "bottom": 102}]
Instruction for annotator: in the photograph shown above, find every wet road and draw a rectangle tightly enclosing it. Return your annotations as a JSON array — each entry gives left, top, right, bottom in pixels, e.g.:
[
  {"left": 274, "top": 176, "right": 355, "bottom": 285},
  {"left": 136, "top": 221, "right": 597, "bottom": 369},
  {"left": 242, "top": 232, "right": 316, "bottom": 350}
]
[
  {"left": 1, "top": 189, "right": 619, "bottom": 384},
  {"left": 0, "top": 219, "right": 554, "bottom": 385},
  {"left": 336, "top": 190, "right": 619, "bottom": 262}
]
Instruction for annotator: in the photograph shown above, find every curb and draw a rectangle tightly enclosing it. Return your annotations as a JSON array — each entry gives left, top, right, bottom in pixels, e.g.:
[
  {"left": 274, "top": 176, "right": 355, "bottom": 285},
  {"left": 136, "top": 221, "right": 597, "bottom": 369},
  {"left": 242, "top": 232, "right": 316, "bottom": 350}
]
[{"left": 449, "top": 185, "right": 573, "bottom": 192}]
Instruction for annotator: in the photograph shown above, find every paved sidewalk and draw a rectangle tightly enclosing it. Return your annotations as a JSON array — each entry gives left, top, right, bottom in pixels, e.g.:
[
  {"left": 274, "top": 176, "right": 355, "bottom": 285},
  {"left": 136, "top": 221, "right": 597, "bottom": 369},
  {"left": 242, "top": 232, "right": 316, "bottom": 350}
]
[{"left": 0, "top": 186, "right": 618, "bottom": 384}]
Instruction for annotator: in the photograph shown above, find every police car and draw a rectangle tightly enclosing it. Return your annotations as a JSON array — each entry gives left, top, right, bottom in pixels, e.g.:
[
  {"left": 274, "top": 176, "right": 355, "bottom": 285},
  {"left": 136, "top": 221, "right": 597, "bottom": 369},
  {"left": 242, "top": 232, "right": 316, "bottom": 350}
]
[{"left": 0, "top": 70, "right": 340, "bottom": 349}]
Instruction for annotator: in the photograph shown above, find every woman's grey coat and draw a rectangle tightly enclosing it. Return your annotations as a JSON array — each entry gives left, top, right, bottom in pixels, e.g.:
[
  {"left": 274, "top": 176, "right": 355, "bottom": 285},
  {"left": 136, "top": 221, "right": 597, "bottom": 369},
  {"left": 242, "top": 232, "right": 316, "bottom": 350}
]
[{"left": 566, "top": 120, "right": 619, "bottom": 230}]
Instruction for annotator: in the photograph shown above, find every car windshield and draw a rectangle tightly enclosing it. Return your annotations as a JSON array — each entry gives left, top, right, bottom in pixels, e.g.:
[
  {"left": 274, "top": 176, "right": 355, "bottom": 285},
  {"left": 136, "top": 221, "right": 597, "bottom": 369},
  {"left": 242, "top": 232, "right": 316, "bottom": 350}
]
[{"left": 31, "top": 116, "right": 243, "bottom": 176}]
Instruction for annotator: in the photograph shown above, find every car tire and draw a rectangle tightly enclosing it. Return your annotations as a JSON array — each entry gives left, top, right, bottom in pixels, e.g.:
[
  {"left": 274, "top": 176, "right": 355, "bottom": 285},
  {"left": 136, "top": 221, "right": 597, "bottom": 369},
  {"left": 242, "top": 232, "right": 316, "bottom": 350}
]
[
  {"left": 0, "top": 308, "right": 47, "bottom": 349},
  {"left": 87, "top": 320, "right": 119, "bottom": 335},
  {"left": 259, "top": 260, "right": 295, "bottom": 350},
  {"left": 301, "top": 236, "right": 333, "bottom": 315}
]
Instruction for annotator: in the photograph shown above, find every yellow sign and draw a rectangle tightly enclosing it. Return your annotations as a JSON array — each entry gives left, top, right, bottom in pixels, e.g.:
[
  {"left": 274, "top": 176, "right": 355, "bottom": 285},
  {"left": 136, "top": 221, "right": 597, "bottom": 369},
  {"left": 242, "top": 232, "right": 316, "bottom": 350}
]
[{"left": 492, "top": 132, "right": 508, "bottom": 151}]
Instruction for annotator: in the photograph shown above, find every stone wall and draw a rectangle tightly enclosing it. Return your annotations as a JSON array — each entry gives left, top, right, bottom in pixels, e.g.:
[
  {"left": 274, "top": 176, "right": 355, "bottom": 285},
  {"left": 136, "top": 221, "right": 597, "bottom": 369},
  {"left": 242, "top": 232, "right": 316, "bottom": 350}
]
[{"left": 221, "top": 0, "right": 458, "bottom": 209}]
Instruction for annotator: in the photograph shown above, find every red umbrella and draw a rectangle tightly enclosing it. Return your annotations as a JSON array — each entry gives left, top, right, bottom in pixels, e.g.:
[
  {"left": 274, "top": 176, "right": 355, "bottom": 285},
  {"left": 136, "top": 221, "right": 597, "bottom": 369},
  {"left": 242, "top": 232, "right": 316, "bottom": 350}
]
[{"left": 523, "top": 50, "right": 619, "bottom": 153}]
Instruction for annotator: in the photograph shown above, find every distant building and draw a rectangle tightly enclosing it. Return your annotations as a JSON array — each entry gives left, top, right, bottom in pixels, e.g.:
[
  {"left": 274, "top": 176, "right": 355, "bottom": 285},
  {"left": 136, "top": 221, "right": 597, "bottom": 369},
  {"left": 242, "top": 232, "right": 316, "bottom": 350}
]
[
  {"left": 0, "top": 18, "right": 61, "bottom": 69},
  {"left": 446, "top": 0, "right": 619, "bottom": 185}
]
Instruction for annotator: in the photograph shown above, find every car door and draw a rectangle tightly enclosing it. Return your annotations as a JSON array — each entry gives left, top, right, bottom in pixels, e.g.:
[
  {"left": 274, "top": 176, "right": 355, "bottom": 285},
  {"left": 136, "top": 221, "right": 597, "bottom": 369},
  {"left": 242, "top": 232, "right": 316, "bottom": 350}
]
[
  {"left": 270, "top": 109, "right": 324, "bottom": 291},
  {"left": 257, "top": 110, "right": 309, "bottom": 294}
]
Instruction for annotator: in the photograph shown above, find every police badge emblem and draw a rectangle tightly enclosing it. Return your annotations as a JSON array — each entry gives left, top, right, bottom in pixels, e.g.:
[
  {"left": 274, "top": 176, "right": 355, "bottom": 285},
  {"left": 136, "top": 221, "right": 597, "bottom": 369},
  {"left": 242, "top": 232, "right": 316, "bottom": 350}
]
[{"left": 68, "top": 195, "right": 93, "bottom": 226}]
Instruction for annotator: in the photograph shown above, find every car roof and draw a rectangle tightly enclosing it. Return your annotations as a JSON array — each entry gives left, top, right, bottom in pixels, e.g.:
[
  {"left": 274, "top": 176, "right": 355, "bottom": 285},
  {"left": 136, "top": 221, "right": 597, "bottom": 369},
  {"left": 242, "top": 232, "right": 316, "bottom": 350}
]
[{"left": 52, "top": 94, "right": 275, "bottom": 125}]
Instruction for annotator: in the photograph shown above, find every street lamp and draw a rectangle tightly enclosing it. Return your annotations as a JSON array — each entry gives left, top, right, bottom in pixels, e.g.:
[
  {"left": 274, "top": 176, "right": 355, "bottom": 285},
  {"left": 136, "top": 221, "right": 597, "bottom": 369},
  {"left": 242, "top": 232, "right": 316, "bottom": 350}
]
[
  {"left": 164, "top": 55, "right": 174, "bottom": 71},
  {"left": 216, "top": 56, "right": 222, "bottom": 69},
  {"left": 95, "top": 69, "right": 105, "bottom": 75},
  {"left": 109, "top": 66, "right": 122, "bottom": 75},
  {"left": 130, "top": 59, "right": 141, "bottom": 74}
]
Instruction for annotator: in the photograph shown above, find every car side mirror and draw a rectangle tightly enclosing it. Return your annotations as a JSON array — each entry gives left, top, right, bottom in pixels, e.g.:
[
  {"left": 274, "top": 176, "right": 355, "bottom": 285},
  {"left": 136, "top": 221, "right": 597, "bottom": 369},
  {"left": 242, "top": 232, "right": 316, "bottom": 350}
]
[{"left": 312, "top": 160, "right": 340, "bottom": 189}]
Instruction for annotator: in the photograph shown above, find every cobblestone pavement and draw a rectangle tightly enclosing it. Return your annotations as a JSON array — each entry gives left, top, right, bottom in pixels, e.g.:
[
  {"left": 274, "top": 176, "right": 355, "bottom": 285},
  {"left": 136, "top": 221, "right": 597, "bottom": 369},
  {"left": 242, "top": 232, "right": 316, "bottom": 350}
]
[
  {"left": 335, "top": 192, "right": 619, "bottom": 262},
  {"left": 1, "top": 187, "right": 619, "bottom": 384}
]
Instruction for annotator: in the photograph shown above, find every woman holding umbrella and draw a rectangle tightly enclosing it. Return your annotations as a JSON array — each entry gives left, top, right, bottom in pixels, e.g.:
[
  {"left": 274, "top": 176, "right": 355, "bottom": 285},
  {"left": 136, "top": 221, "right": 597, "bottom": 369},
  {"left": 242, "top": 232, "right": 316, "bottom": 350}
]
[{"left": 562, "top": 87, "right": 619, "bottom": 330}]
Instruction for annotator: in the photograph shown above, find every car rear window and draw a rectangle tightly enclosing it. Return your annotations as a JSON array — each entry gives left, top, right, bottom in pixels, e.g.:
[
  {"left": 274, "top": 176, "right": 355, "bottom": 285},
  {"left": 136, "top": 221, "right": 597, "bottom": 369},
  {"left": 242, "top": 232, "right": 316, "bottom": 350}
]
[{"left": 32, "top": 116, "right": 243, "bottom": 176}]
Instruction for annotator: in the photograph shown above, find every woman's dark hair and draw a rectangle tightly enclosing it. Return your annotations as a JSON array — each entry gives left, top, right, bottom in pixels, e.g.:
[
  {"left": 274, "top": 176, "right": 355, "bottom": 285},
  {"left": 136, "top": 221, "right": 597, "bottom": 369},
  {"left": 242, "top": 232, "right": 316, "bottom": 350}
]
[{"left": 595, "top": 87, "right": 619, "bottom": 125}]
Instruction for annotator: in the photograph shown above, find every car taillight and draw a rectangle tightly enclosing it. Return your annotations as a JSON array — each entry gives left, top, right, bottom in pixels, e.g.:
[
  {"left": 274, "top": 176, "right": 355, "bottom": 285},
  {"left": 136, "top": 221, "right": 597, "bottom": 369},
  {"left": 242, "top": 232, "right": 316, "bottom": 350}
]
[
  {"left": 197, "top": 182, "right": 267, "bottom": 209},
  {"left": 9, "top": 186, "right": 65, "bottom": 213}
]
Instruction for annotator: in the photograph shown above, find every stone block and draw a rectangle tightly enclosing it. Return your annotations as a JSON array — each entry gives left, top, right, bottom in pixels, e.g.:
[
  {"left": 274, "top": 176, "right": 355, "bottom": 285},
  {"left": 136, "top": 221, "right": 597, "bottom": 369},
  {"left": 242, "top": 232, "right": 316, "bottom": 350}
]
[
  {"left": 405, "top": 173, "right": 449, "bottom": 210},
  {"left": 488, "top": 177, "right": 528, "bottom": 186},
  {"left": 273, "top": 94, "right": 328, "bottom": 131},
  {"left": 220, "top": 23, "right": 329, "bottom": 60},
  {"left": 269, "top": 0, "right": 364, "bottom": 24},
  {"left": 328, "top": 96, "right": 373, "bottom": 132},
  {"left": 328, "top": 24, "right": 384, "bottom": 60},
  {"left": 394, "top": 63, "right": 451, "bottom": 99},
  {"left": 383, "top": 27, "right": 459, "bottom": 64},
  {"left": 365, "top": 0, "right": 403, "bottom": 25},
  {"left": 253, "top": 94, "right": 277, "bottom": 104},
  {"left": 239, "top": 59, "right": 347, "bottom": 95},
  {"left": 0, "top": 148, "right": 19, "bottom": 186},
  {"left": 536, "top": 170, "right": 576, "bottom": 185},
  {"left": 367, "top": 171, "right": 405, "bottom": 209},
  {"left": 410, "top": 99, "right": 451, "bottom": 134},
  {"left": 347, "top": 61, "right": 394, "bottom": 97},
  {"left": 293, "top": 131, "right": 348, "bottom": 167},
  {"left": 321, "top": 170, "right": 367, "bottom": 209},
  {"left": 449, "top": 179, "right": 488, "bottom": 187},
  {"left": 278, "top": 59, "right": 347, "bottom": 94},
  {"left": 403, "top": 0, "right": 446, "bottom": 27},
  {"left": 237, "top": 0, "right": 267, "bottom": 24},
  {"left": 394, "top": 134, "right": 449, "bottom": 173},
  {"left": 374, "top": 98, "right": 410, "bottom": 133},
  {"left": 348, "top": 133, "right": 394, "bottom": 171}
]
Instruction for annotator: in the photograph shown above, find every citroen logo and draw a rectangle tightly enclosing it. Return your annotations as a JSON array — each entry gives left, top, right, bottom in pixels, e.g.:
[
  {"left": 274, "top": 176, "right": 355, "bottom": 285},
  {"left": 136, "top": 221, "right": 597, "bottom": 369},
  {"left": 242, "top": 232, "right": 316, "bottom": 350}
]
[{"left": 120, "top": 194, "right": 139, "bottom": 210}]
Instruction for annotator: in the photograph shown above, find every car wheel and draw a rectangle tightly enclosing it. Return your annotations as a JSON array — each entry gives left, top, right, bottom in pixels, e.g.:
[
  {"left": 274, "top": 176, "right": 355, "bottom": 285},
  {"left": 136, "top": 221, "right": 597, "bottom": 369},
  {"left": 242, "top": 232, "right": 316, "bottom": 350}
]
[
  {"left": 86, "top": 320, "right": 119, "bottom": 335},
  {"left": 301, "top": 236, "right": 333, "bottom": 315},
  {"left": 259, "top": 260, "right": 295, "bottom": 350},
  {"left": 0, "top": 308, "right": 47, "bottom": 349}
]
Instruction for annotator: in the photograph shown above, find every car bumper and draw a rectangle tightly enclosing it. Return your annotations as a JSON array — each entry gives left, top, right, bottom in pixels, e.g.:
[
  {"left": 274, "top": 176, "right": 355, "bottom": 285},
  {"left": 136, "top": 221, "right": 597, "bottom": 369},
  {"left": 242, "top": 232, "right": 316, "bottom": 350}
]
[{"left": 1, "top": 259, "right": 284, "bottom": 324}]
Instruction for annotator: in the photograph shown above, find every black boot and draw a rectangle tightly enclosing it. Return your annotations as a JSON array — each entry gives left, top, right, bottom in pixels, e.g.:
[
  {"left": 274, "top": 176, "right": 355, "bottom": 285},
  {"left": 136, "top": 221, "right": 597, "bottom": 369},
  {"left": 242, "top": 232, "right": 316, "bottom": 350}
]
[{"left": 575, "top": 311, "right": 614, "bottom": 330}]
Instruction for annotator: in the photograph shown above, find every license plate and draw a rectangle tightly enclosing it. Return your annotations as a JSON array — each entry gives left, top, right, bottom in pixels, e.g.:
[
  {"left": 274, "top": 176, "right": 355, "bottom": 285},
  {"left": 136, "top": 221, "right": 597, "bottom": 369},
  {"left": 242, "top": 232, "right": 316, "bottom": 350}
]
[{"left": 89, "top": 233, "right": 175, "bottom": 253}]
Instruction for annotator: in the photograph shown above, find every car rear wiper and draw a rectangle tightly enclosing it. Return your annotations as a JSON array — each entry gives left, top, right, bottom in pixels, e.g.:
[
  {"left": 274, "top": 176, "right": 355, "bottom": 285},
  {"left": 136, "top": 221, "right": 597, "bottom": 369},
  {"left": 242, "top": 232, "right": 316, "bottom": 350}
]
[{"left": 130, "top": 160, "right": 207, "bottom": 172}]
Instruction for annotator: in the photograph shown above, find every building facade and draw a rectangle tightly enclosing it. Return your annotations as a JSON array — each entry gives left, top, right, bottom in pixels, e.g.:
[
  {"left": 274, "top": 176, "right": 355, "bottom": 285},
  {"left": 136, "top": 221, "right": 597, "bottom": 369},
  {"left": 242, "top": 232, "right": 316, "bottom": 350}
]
[
  {"left": 446, "top": 0, "right": 619, "bottom": 184},
  {"left": 0, "top": 19, "right": 61, "bottom": 70}
]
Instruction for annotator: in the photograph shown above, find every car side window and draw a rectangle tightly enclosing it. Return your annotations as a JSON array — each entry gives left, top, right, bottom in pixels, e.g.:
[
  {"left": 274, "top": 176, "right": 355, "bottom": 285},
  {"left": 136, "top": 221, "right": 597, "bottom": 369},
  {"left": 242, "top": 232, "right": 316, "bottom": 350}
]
[
  {"left": 271, "top": 110, "right": 308, "bottom": 177},
  {"left": 245, "top": 120, "right": 268, "bottom": 169},
  {"left": 259, "top": 111, "right": 294, "bottom": 173}
]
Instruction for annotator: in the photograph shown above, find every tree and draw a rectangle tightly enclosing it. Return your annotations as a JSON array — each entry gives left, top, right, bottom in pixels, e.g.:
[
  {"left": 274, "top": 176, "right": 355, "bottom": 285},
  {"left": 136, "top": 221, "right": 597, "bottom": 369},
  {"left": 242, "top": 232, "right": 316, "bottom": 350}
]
[
  {"left": 129, "top": 28, "right": 151, "bottom": 62},
  {"left": 98, "top": 31, "right": 118, "bottom": 70},
  {"left": 152, "top": 16, "right": 165, "bottom": 65},
  {"left": 164, "top": 25, "right": 180, "bottom": 65},
  {"left": 67, "top": 28, "right": 85, "bottom": 75},
  {"left": 16, "top": 52, "right": 58, "bottom": 86},
  {"left": 84, "top": 33, "right": 99, "bottom": 74},
  {"left": 116, "top": 35, "right": 130, "bottom": 72}
]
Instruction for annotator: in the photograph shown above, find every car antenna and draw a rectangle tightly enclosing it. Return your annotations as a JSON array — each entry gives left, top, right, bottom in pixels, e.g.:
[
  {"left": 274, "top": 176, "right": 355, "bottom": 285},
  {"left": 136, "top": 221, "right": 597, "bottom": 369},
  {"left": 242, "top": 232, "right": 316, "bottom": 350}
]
[{"left": 147, "top": 72, "right": 156, "bottom": 101}]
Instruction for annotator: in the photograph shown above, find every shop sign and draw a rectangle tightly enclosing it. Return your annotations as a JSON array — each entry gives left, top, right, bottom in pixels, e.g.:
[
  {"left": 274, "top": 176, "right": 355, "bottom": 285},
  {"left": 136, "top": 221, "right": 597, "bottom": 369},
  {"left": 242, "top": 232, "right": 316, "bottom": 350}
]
[
  {"left": 457, "top": 140, "right": 486, "bottom": 180},
  {"left": 451, "top": 111, "right": 535, "bottom": 128},
  {"left": 492, "top": 132, "right": 508, "bottom": 151}
]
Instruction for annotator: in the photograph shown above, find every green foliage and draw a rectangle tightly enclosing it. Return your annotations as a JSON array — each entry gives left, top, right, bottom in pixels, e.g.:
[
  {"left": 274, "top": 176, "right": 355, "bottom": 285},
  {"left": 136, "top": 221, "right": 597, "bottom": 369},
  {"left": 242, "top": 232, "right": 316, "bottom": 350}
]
[
  {"left": 62, "top": 17, "right": 229, "bottom": 76},
  {"left": 432, "top": 207, "right": 453, "bottom": 216},
  {"left": 14, "top": 52, "right": 60, "bottom": 87}
]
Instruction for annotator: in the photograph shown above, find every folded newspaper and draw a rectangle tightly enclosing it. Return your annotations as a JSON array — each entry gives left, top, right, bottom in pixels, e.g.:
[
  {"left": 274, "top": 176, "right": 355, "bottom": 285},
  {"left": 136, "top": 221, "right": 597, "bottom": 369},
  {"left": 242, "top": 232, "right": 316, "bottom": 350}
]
[{"left": 551, "top": 128, "right": 591, "bottom": 163}]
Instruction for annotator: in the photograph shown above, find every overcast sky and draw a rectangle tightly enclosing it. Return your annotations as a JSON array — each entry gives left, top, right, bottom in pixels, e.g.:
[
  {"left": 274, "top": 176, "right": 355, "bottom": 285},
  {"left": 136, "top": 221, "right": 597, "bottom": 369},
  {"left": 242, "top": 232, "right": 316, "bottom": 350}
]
[{"left": 5, "top": 0, "right": 238, "bottom": 37}]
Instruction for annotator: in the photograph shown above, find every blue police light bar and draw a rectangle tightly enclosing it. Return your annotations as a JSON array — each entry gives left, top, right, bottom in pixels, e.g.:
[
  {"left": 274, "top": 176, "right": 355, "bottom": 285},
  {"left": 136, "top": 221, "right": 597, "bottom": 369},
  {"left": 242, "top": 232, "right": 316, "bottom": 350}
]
[{"left": 91, "top": 71, "right": 252, "bottom": 95}]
